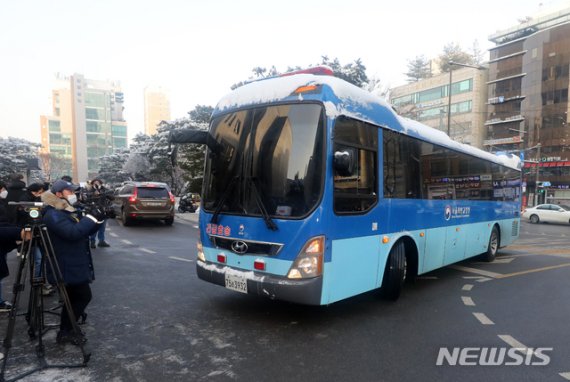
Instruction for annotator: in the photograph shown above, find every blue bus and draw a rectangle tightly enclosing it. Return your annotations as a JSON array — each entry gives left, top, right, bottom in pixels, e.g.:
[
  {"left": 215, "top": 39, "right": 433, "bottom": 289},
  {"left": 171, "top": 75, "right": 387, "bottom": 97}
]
[{"left": 171, "top": 66, "right": 521, "bottom": 305}]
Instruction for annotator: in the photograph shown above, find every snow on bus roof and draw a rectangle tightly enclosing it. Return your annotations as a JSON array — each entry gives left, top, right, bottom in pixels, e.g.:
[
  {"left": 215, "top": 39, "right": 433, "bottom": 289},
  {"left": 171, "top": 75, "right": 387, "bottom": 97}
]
[{"left": 215, "top": 74, "right": 520, "bottom": 171}]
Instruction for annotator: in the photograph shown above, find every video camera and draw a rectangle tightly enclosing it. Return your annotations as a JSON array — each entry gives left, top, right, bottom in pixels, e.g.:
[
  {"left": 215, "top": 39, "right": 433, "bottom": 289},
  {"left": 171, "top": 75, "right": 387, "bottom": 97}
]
[
  {"left": 78, "top": 188, "right": 116, "bottom": 219},
  {"left": 8, "top": 201, "right": 45, "bottom": 225}
]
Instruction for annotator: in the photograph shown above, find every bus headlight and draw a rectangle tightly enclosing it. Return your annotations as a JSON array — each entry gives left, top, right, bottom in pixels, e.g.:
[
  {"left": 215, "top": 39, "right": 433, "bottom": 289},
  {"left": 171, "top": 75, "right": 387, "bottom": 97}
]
[
  {"left": 197, "top": 240, "right": 206, "bottom": 262},
  {"left": 287, "top": 236, "right": 324, "bottom": 279}
]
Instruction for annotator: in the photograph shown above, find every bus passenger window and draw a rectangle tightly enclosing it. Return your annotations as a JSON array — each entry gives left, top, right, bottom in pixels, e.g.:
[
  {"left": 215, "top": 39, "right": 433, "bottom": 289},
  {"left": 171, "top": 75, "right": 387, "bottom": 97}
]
[{"left": 333, "top": 117, "right": 378, "bottom": 214}]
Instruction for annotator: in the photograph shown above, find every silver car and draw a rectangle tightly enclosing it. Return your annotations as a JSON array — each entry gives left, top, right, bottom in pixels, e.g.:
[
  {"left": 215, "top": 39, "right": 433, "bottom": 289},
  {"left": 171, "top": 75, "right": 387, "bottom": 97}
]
[{"left": 522, "top": 204, "right": 570, "bottom": 224}]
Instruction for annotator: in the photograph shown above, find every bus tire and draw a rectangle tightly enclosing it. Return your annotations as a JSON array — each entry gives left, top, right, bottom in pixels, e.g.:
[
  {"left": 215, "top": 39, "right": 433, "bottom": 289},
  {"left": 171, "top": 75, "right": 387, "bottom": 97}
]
[
  {"left": 482, "top": 226, "right": 499, "bottom": 262},
  {"left": 380, "top": 241, "right": 406, "bottom": 301}
]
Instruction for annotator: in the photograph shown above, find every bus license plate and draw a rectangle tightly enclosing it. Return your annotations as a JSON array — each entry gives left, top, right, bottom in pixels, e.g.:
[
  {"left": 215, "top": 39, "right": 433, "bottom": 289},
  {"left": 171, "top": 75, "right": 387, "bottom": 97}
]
[{"left": 225, "top": 273, "right": 248, "bottom": 294}]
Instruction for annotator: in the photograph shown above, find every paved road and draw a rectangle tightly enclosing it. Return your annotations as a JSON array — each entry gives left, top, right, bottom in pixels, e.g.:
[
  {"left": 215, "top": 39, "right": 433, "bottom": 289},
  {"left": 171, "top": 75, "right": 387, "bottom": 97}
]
[{"left": 1, "top": 216, "right": 569, "bottom": 381}]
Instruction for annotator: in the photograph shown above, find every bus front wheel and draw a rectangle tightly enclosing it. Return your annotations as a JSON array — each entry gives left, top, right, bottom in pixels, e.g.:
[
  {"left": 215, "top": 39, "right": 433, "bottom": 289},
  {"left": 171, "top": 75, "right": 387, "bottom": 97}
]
[{"left": 380, "top": 241, "right": 406, "bottom": 301}]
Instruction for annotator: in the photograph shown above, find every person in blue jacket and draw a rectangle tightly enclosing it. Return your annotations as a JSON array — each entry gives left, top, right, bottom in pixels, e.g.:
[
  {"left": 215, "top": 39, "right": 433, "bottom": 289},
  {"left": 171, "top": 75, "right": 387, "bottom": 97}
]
[{"left": 41, "top": 179, "right": 105, "bottom": 345}]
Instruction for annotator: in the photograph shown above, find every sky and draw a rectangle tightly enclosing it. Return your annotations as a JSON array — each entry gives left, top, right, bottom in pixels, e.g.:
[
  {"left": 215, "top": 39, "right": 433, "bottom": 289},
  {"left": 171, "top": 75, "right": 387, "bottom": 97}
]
[{"left": 0, "top": 0, "right": 568, "bottom": 144}]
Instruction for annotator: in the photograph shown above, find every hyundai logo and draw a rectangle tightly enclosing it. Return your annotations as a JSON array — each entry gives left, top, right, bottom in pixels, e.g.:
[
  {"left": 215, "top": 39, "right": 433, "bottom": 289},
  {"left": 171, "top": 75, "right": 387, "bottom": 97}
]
[{"left": 231, "top": 241, "right": 248, "bottom": 254}]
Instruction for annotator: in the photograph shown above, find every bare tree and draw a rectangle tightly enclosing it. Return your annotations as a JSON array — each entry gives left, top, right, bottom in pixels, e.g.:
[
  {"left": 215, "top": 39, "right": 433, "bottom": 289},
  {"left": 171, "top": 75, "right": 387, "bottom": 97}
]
[{"left": 38, "top": 152, "right": 68, "bottom": 181}]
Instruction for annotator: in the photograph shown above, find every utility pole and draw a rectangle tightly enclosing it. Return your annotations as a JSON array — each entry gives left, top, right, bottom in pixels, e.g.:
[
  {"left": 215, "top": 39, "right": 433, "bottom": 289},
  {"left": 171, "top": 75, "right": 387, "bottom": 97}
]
[{"left": 534, "top": 143, "right": 541, "bottom": 206}]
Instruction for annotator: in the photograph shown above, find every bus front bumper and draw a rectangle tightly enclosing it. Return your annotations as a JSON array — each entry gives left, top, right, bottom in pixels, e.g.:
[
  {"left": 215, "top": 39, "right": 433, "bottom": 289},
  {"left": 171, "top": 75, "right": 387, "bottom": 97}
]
[{"left": 196, "top": 261, "right": 323, "bottom": 305}]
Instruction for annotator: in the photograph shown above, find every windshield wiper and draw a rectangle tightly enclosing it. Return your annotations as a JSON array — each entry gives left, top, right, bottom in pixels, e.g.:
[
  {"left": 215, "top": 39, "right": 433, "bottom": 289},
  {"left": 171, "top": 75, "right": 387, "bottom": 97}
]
[
  {"left": 248, "top": 177, "right": 277, "bottom": 231},
  {"left": 210, "top": 176, "right": 239, "bottom": 225}
]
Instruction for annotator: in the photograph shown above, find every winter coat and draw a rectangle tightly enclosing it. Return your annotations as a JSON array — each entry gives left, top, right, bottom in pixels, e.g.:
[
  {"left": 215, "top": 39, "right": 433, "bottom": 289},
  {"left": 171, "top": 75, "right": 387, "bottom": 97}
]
[
  {"left": 0, "top": 223, "right": 21, "bottom": 279},
  {"left": 5, "top": 180, "right": 26, "bottom": 224},
  {"left": 41, "top": 191, "right": 98, "bottom": 285}
]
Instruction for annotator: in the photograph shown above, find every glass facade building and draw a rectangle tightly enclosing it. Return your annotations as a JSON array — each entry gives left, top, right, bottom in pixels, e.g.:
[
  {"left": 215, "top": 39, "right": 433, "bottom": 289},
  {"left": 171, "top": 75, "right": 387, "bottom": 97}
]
[{"left": 40, "top": 74, "right": 128, "bottom": 181}]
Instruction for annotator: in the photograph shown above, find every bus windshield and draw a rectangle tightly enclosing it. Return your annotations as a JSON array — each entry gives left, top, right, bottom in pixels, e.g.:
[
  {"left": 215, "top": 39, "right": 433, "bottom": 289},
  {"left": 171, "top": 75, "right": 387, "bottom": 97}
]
[{"left": 202, "top": 103, "right": 325, "bottom": 219}]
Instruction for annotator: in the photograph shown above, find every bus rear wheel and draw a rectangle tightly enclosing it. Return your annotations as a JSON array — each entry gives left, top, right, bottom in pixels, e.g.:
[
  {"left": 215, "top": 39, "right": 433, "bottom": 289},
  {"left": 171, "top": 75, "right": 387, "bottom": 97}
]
[
  {"left": 481, "top": 226, "right": 499, "bottom": 262},
  {"left": 380, "top": 241, "right": 406, "bottom": 301}
]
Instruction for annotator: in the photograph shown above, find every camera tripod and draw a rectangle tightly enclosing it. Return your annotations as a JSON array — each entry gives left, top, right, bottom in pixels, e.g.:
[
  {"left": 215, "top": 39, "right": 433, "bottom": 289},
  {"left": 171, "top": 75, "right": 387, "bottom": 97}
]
[{"left": 0, "top": 213, "right": 91, "bottom": 382}]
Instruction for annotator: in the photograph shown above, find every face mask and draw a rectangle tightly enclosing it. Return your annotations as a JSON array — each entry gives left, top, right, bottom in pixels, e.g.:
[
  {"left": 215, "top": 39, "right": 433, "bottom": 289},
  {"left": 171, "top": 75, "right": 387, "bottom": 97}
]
[
  {"left": 66, "top": 194, "right": 78, "bottom": 205},
  {"left": 0, "top": 190, "right": 7, "bottom": 199}
]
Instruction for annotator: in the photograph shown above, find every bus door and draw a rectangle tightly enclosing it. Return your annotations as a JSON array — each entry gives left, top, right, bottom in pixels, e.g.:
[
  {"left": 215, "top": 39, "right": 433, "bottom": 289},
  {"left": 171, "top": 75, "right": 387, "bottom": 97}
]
[{"left": 323, "top": 117, "right": 382, "bottom": 303}]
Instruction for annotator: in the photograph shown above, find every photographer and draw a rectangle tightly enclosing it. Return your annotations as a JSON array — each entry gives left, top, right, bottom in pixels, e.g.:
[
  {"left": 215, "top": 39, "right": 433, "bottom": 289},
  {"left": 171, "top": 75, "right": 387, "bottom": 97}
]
[
  {"left": 86, "top": 179, "right": 110, "bottom": 249},
  {"left": 40, "top": 180, "right": 105, "bottom": 345},
  {"left": 16, "top": 183, "right": 53, "bottom": 295},
  {"left": 0, "top": 224, "right": 29, "bottom": 311}
]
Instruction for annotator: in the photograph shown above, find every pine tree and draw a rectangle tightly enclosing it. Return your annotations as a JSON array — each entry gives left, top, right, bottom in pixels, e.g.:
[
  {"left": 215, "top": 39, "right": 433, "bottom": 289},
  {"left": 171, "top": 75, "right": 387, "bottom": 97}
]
[
  {"left": 405, "top": 55, "right": 432, "bottom": 82},
  {"left": 438, "top": 42, "right": 476, "bottom": 72}
]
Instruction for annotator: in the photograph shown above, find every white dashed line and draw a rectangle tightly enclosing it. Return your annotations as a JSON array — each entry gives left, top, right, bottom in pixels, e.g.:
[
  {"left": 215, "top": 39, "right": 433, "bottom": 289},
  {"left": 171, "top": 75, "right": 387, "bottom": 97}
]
[
  {"left": 473, "top": 312, "right": 494, "bottom": 325},
  {"left": 560, "top": 372, "right": 570, "bottom": 380},
  {"left": 476, "top": 277, "right": 492, "bottom": 283},
  {"left": 461, "top": 296, "right": 475, "bottom": 306},
  {"left": 122, "top": 239, "right": 133, "bottom": 245},
  {"left": 193, "top": 225, "right": 199, "bottom": 229},
  {"left": 140, "top": 248, "right": 156, "bottom": 254},
  {"left": 451, "top": 265, "right": 501, "bottom": 278},
  {"left": 498, "top": 335, "right": 534, "bottom": 355},
  {"left": 462, "top": 284, "right": 473, "bottom": 291},
  {"left": 169, "top": 256, "right": 193, "bottom": 263},
  {"left": 109, "top": 232, "right": 118, "bottom": 238}
]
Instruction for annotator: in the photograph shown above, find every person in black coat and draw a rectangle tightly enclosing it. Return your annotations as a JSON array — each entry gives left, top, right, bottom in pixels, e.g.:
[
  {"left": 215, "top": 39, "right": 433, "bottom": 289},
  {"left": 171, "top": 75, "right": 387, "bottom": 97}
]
[
  {"left": 41, "top": 180, "right": 104, "bottom": 345},
  {"left": 5, "top": 174, "right": 26, "bottom": 224},
  {"left": 0, "top": 222, "right": 27, "bottom": 311}
]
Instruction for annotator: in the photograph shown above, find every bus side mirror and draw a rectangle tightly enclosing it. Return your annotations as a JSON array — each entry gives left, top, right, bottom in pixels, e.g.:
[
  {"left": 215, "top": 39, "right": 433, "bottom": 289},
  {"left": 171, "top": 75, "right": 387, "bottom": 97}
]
[{"left": 334, "top": 148, "right": 355, "bottom": 176}]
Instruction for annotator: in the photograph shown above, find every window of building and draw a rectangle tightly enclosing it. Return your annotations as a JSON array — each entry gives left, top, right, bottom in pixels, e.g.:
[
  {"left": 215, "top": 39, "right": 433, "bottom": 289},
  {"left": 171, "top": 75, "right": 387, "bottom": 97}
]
[
  {"left": 112, "top": 125, "right": 127, "bottom": 137},
  {"left": 84, "top": 92, "right": 107, "bottom": 107},
  {"left": 333, "top": 117, "right": 378, "bottom": 214},
  {"left": 48, "top": 120, "right": 60, "bottom": 132}
]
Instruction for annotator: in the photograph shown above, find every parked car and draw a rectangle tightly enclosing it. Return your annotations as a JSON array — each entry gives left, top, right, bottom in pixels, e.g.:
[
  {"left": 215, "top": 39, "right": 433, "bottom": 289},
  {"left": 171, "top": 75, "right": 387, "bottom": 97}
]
[
  {"left": 112, "top": 182, "right": 175, "bottom": 226},
  {"left": 522, "top": 204, "right": 570, "bottom": 224}
]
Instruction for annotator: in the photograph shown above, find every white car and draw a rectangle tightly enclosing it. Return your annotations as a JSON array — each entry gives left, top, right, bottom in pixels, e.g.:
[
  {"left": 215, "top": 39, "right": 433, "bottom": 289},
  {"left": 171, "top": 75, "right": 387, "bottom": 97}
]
[{"left": 522, "top": 204, "right": 570, "bottom": 224}]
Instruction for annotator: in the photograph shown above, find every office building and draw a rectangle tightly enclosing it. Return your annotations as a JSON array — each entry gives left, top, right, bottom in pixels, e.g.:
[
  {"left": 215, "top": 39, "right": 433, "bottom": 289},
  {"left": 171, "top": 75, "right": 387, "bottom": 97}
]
[
  {"left": 40, "top": 73, "right": 128, "bottom": 181},
  {"left": 487, "top": 5, "right": 570, "bottom": 204},
  {"left": 144, "top": 86, "right": 171, "bottom": 136},
  {"left": 391, "top": 67, "right": 488, "bottom": 148}
]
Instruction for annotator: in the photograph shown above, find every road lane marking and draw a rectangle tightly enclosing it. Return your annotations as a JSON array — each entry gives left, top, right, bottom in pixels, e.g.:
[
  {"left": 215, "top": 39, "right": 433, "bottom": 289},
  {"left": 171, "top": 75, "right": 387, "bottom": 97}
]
[
  {"left": 109, "top": 232, "right": 118, "bottom": 237},
  {"left": 122, "top": 239, "right": 134, "bottom": 245},
  {"left": 417, "top": 276, "right": 438, "bottom": 280},
  {"left": 476, "top": 277, "right": 492, "bottom": 283},
  {"left": 461, "top": 296, "right": 475, "bottom": 306},
  {"left": 472, "top": 257, "right": 515, "bottom": 265},
  {"left": 560, "top": 372, "right": 570, "bottom": 380},
  {"left": 462, "top": 284, "right": 473, "bottom": 291},
  {"left": 193, "top": 225, "right": 199, "bottom": 229},
  {"left": 462, "top": 276, "right": 483, "bottom": 279},
  {"left": 498, "top": 335, "right": 534, "bottom": 356},
  {"left": 473, "top": 312, "right": 494, "bottom": 325},
  {"left": 140, "top": 248, "right": 156, "bottom": 254},
  {"left": 498, "top": 263, "right": 570, "bottom": 279},
  {"left": 451, "top": 265, "right": 502, "bottom": 278},
  {"left": 169, "top": 256, "right": 193, "bottom": 263}
]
